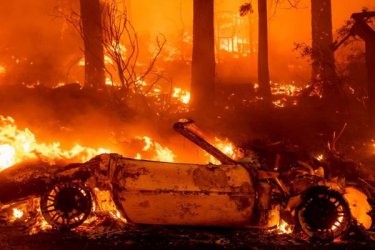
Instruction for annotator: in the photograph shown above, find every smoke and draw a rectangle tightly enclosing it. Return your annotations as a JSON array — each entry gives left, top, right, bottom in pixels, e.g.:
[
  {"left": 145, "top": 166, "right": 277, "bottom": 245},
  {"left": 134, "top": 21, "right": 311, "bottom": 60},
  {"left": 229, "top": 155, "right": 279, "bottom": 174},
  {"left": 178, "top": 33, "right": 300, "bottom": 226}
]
[{"left": 0, "top": 0, "right": 82, "bottom": 87}]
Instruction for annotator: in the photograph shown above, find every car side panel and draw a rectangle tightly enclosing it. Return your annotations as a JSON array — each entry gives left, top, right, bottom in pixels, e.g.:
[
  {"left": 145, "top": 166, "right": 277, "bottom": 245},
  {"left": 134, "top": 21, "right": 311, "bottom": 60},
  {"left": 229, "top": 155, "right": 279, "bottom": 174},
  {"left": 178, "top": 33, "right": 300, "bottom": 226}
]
[{"left": 111, "top": 158, "right": 255, "bottom": 227}]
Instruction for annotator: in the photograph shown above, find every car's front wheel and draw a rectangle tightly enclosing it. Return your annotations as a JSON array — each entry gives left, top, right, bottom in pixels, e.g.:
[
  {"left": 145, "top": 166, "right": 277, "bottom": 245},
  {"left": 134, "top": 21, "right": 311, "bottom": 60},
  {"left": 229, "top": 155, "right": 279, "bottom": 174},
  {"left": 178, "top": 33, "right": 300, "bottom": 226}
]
[{"left": 40, "top": 182, "right": 92, "bottom": 230}]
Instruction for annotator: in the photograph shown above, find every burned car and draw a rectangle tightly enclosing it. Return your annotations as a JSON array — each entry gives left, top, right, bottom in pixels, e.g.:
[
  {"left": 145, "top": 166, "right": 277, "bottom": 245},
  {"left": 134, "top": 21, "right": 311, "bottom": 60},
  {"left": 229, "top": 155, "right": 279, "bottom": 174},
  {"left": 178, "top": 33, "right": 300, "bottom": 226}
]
[{"left": 0, "top": 119, "right": 371, "bottom": 241}]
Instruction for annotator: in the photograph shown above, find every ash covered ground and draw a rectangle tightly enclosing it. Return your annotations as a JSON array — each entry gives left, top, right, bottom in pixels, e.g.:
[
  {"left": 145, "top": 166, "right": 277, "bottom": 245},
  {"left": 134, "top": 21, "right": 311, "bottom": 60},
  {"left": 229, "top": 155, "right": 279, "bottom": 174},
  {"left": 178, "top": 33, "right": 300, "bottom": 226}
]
[{"left": 1, "top": 221, "right": 375, "bottom": 250}]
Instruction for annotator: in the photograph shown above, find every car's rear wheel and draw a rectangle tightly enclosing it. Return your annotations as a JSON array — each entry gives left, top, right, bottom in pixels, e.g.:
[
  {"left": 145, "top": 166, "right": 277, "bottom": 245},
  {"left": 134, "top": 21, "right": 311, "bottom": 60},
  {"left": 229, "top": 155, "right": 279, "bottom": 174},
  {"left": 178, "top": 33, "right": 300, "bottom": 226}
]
[
  {"left": 297, "top": 187, "right": 351, "bottom": 241},
  {"left": 40, "top": 182, "right": 92, "bottom": 230}
]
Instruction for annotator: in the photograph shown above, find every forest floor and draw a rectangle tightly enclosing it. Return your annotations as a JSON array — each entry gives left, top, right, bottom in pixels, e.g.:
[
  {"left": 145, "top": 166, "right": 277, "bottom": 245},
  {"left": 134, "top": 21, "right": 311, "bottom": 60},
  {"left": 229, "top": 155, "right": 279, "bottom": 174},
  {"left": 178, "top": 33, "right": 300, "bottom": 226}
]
[{"left": 2, "top": 221, "right": 375, "bottom": 250}]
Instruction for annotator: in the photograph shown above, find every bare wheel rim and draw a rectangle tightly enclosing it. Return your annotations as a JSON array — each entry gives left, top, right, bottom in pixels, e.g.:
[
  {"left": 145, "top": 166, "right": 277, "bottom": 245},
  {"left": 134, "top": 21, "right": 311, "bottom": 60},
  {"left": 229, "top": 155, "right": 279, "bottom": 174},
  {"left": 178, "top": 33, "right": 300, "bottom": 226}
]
[
  {"left": 40, "top": 182, "right": 92, "bottom": 229},
  {"left": 297, "top": 188, "right": 351, "bottom": 241}
]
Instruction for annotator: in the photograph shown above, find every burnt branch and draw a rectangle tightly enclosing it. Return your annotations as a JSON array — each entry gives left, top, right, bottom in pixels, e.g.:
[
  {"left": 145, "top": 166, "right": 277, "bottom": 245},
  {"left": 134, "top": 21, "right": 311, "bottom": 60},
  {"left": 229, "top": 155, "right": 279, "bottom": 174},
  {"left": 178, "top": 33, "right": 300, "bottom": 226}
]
[
  {"left": 101, "top": 0, "right": 166, "bottom": 95},
  {"left": 239, "top": 3, "right": 253, "bottom": 17}
]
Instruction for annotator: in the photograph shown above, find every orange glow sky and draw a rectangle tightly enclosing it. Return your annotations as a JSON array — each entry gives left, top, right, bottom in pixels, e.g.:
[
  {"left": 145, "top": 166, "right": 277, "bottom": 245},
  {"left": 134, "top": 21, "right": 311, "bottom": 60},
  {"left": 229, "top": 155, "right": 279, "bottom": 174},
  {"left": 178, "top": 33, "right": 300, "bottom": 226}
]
[{"left": 0, "top": 0, "right": 373, "bottom": 85}]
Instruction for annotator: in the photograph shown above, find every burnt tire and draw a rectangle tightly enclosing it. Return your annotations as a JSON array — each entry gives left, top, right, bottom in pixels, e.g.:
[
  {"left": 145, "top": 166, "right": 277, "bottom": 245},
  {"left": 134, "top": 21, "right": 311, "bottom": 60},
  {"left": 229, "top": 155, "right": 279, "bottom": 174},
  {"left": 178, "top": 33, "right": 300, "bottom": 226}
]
[
  {"left": 40, "top": 182, "right": 92, "bottom": 230},
  {"left": 297, "top": 186, "right": 351, "bottom": 242}
]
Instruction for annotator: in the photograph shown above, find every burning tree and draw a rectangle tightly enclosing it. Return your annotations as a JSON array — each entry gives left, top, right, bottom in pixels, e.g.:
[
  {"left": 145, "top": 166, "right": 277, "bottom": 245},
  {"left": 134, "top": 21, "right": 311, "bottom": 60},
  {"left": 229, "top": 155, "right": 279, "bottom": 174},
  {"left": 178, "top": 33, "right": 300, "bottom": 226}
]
[{"left": 101, "top": 1, "right": 166, "bottom": 94}]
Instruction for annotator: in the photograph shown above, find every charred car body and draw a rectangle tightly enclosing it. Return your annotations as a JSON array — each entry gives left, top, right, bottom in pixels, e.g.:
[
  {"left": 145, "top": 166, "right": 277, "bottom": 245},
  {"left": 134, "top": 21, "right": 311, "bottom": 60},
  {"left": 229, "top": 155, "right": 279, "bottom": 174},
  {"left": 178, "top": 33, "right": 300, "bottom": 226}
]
[{"left": 0, "top": 119, "right": 372, "bottom": 241}]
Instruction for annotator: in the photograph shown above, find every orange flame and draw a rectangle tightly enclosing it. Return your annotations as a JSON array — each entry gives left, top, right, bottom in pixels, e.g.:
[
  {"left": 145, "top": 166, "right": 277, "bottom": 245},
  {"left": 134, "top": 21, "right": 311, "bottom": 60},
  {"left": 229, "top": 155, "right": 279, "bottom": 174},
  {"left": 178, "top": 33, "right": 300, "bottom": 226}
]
[
  {"left": 136, "top": 136, "right": 175, "bottom": 162},
  {"left": 209, "top": 137, "right": 236, "bottom": 164},
  {"left": 0, "top": 116, "right": 110, "bottom": 172},
  {"left": 0, "top": 66, "right": 6, "bottom": 74},
  {"left": 172, "top": 88, "right": 190, "bottom": 104},
  {"left": 29, "top": 208, "right": 53, "bottom": 235}
]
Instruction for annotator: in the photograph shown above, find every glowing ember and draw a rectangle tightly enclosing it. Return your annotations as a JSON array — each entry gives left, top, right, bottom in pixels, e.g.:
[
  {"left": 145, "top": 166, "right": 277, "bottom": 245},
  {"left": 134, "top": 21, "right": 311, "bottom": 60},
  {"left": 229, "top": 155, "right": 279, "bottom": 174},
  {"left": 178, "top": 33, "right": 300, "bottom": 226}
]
[
  {"left": 0, "top": 116, "right": 110, "bottom": 172},
  {"left": 277, "top": 220, "right": 293, "bottom": 234},
  {"left": 109, "top": 210, "right": 127, "bottom": 223},
  {"left": 172, "top": 88, "right": 190, "bottom": 104},
  {"left": 331, "top": 214, "right": 344, "bottom": 231},
  {"left": 271, "top": 82, "right": 308, "bottom": 96},
  {"left": 349, "top": 87, "right": 355, "bottom": 94},
  {"left": 253, "top": 83, "right": 259, "bottom": 92},
  {"left": 153, "top": 87, "right": 161, "bottom": 93},
  {"left": 29, "top": 209, "right": 53, "bottom": 235},
  {"left": 0, "top": 66, "right": 5, "bottom": 74},
  {"left": 78, "top": 58, "right": 85, "bottom": 66},
  {"left": 317, "top": 154, "right": 323, "bottom": 161},
  {"left": 55, "top": 82, "right": 65, "bottom": 88},
  {"left": 13, "top": 208, "right": 24, "bottom": 219},
  {"left": 272, "top": 99, "right": 285, "bottom": 108}
]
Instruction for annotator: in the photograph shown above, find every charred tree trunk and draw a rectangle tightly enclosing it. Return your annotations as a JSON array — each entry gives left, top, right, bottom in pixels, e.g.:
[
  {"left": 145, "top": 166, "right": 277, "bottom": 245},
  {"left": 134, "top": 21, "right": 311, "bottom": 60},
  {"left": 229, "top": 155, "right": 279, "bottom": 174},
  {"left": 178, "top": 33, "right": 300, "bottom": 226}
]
[
  {"left": 257, "top": 0, "right": 271, "bottom": 97},
  {"left": 366, "top": 42, "right": 375, "bottom": 127},
  {"left": 191, "top": 0, "right": 215, "bottom": 115},
  {"left": 311, "top": 0, "right": 336, "bottom": 97},
  {"left": 80, "top": 0, "right": 106, "bottom": 91},
  {"left": 350, "top": 16, "right": 375, "bottom": 128}
]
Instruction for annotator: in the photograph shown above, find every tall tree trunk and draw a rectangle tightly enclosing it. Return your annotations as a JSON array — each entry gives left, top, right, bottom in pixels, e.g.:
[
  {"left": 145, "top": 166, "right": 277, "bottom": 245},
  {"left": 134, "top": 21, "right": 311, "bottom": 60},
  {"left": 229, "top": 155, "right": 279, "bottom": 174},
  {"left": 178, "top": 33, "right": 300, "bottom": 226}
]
[
  {"left": 311, "top": 0, "right": 336, "bottom": 97},
  {"left": 258, "top": 0, "right": 271, "bottom": 97},
  {"left": 191, "top": 0, "right": 215, "bottom": 115},
  {"left": 80, "top": 0, "right": 106, "bottom": 91},
  {"left": 366, "top": 42, "right": 375, "bottom": 127}
]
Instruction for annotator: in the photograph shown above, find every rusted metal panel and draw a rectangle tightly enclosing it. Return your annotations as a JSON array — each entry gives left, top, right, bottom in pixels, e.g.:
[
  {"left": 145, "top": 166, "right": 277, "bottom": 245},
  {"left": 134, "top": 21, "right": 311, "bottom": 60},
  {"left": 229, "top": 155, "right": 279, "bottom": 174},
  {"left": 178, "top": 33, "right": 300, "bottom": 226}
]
[
  {"left": 253, "top": 182, "right": 280, "bottom": 228},
  {"left": 111, "top": 158, "right": 255, "bottom": 226}
]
